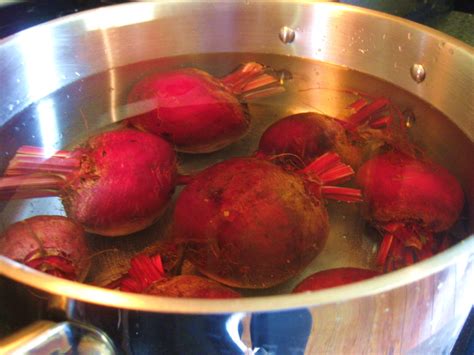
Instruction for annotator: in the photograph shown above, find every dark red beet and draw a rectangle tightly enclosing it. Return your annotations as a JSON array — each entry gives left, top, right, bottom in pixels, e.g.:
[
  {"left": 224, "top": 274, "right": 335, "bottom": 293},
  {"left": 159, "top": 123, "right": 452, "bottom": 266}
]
[
  {"left": 112, "top": 254, "right": 240, "bottom": 298},
  {"left": 293, "top": 267, "right": 381, "bottom": 293},
  {"left": 126, "top": 63, "right": 284, "bottom": 153},
  {"left": 0, "top": 216, "right": 90, "bottom": 281},
  {"left": 0, "top": 129, "right": 177, "bottom": 237},
  {"left": 171, "top": 153, "right": 362, "bottom": 289},
  {"left": 255, "top": 97, "right": 405, "bottom": 170},
  {"left": 256, "top": 112, "right": 360, "bottom": 169},
  {"left": 356, "top": 150, "right": 464, "bottom": 270}
]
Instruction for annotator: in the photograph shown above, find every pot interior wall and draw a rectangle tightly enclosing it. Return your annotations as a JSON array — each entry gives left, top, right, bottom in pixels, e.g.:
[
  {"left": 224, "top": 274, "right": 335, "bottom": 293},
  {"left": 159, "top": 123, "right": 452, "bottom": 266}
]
[{"left": 0, "top": 1, "right": 472, "bottom": 310}]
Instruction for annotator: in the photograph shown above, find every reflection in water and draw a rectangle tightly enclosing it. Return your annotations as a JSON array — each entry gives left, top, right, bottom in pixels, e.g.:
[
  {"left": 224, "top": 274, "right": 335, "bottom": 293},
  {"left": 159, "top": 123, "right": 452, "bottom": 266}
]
[{"left": 36, "top": 98, "right": 60, "bottom": 156}]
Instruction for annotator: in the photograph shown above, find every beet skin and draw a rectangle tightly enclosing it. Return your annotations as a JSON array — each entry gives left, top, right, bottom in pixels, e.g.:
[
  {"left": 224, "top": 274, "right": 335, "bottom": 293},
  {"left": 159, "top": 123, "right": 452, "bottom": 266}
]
[
  {"left": 356, "top": 150, "right": 464, "bottom": 270},
  {"left": 1, "top": 129, "right": 178, "bottom": 237},
  {"left": 172, "top": 157, "right": 329, "bottom": 289},
  {"left": 257, "top": 112, "right": 360, "bottom": 169},
  {"left": 293, "top": 267, "right": 380, "bottom": 293},
  {"left": 356, "top": 151, "right": 464, "bottom": 232},
  {"left": 146, "top": 275, "right": 241, "bottom": 299},
  {"left": 0, "top": 215, "right": 90, "bottom": 281},
  {"left": 63, "top": 129, "right": 177, "bottom": 236}
]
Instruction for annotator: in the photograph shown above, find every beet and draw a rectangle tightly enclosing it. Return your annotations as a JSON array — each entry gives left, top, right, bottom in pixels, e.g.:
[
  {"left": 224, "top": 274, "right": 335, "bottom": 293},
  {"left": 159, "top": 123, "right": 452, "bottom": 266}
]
[
  {"left": 112, "top": 254, "right": 240, "bottom": 299},
  {"left": 256, "top": 112, "right": 360, "bottom": 169},
  {"left": 255, "top": 97, "right": 405, "bottom": 170},
  {"left": 0, "top": 129, "right": 177, "bottom": 237},
  {"left": 171, "top": 153, "right": 362, "bottom": 289},
  {"left": 0, "top": 216, "right": 90, "bottom": 281},
  {"left": 293, "top": 267, "right": 381, "bottom": 293},
  {"left": 126, "top": 62, "right": 284, "bottom": 153},
  {"left": 356, "top": 150, "right": 464, "bottom": 270}
]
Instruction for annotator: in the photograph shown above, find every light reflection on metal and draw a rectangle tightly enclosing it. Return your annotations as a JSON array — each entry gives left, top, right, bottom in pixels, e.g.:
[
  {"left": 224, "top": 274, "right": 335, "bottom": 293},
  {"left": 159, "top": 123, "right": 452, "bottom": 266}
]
[
  {"left": 100, "top": 30, "right": 118, "bottom": 123},
  {"left": 84, "top": 4, "right": 155, "bottom": 31},
  {"left": 18, "top": 27, "right": 61, "bottom": 102},
  {"left": 17, "top": 27, "right": 61, "bottom": 154},
  {"left": 36, "top": 98, "right": 60, "bottom": 156},
  {"left": 225, "top": 313, "right": 249, "bottom": 353}
]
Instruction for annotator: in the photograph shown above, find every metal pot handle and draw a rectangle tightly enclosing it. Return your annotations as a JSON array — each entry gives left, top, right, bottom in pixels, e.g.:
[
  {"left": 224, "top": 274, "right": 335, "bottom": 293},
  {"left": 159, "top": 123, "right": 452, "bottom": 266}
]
[{"left": 0, "top": 320, "right": 116, "bottom": 354}]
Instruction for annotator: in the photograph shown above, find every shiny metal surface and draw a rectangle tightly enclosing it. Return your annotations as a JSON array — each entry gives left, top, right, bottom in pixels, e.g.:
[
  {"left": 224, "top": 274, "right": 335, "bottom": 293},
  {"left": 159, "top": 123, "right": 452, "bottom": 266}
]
[
  {"left": 0, "top": 320, "right": 116, "bottom": 354},
  {"left": 0, "top": 2, "right": 473, "bottom": 354}
]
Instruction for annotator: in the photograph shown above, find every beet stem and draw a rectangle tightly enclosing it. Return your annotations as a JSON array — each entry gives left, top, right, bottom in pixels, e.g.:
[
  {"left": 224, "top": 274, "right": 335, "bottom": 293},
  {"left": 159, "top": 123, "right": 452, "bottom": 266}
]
[
  {"left": 0, "top": 175, "right": 65, "bottom": 199},
  {"left": 5, "top": 145, "right": 79, "bottom": 176},
  {"left": 369, "top": 115, "right": 392, "bottom": 129},
  {"left": 344, "top": 97, "right": 390, "bottom": 131},
  {"left": 220, "top": 62, "right": 284, "bottom": 99},
  {"left": 347, "top": 98, "right": 369, "bottom": 112},
  {"left": 320, "top": 186, "right": 362, "bottom": 202},
  {"left": 300, "top": 152, "right": 355, "bottom": 185}
]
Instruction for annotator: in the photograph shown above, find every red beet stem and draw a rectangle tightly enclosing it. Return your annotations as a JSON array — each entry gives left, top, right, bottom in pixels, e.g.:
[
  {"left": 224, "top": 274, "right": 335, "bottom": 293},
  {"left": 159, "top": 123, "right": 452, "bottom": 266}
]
[
  {"left": 220, "top": 62, "right": 284, "bottom": 100},
  {"left": 0, "top": 175, "right": 65, "bottom": 199},
  {"left": 5, "top": 145, "right": 79, "bottom": 177},
  {"left": 369, "top": 115, "right": 392, "bottom": 129},
  {"left": 25, "top": 255, "right": 77, "bottom": 280},
  {"left": 376, "top": 224, "right": 437, "bottom": 271},
  {"left": 344, "top": 97, "right": 390, "bottom": 131},
  {"left": 119, "top": 254, "right": 166, "bottom": 293},
  {"left": 0, "top": 145, "right": 79, "bottom": 200},
  {"left": 347, "top": 98, "right": 369, "bottom": 112},
  {"left": 299, "top": 152, "right": 362, "bottom": 202},
  {"left": 320, "top": 186, "right": 363, "bottom": 202},
  {"left": 300, "top": 152, "right": 355, "bottom": 185},
  {"left": 376, "top": 233, "right": 394, "bottom": 266}
]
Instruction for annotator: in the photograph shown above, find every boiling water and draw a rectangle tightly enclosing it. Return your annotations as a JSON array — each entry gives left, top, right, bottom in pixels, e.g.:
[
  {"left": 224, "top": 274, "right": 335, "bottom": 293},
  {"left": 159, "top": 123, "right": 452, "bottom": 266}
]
[{"left": 0, "top": 53, "right": 472, "bottom": 296}]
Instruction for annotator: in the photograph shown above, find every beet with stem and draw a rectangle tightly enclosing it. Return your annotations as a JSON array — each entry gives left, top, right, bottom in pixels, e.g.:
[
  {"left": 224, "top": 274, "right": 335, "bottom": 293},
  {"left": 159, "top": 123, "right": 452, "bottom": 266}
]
[
  {"left": 110, "top": 254, "right": 241, "bottom": 299},
  {"left": 0, "top": 129, "right": 178, "bottom": 237},
  {"left": 356, "top": 150, "right": 464, "bottom": 271},
  {"left": 171, "top": 152, "right": 362, "bottom": 289},
  {"left": 293, "top": 267, "right": 381, "bottom": 293},
  {"left": 255, "top": 96, "right": 406, "bottom": 170},
  {"left": 0, "top": 215, "right": 90, "bottom": 281},
  {"left": 126, "top": 62, "right": 285, "bottom": 153}
]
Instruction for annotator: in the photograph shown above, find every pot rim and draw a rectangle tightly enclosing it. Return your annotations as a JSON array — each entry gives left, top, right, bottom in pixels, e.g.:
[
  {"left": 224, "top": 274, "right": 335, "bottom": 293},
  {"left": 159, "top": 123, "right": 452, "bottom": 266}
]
[
  {"left": 0, "top": 1, "right": 473, "bottom": 314},
  {"left": 1, "top": 236, "right": 472, "bottom": 314}
]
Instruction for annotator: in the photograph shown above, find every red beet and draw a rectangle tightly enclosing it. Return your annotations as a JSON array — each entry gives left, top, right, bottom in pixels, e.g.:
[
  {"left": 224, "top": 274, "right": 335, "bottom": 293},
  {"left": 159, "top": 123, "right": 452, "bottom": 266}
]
[
  {"left": 126, "top": 62, "right": 284, "bottom": 153},
  {"left": 0, "top": 129, "right": 177, "bottom": 237},
  {"left": 356, "top": 150, "right": 464, "bottom": 270},
  {"left": 256, "top": 112, "right": 360, "bottom": 169},
  {"left": 256, "top": 97, "right": 404, "bottom": 170},
  {"left": 0, "top": 216, "right": 90, "bottom": 281},
  {"left": 293, "top": 267, "right": 381, "bottom": 293},
  {"left": 112, "top": 254, "right": 240, "bottom": 298},
  {"left": 171, "top": 153, "right": 362, "bottom": 289}
]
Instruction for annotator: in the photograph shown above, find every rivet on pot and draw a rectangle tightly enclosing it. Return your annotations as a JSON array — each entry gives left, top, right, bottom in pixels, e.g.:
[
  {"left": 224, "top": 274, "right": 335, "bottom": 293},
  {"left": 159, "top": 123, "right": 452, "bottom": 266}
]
[
  {"left": 403, "top": 110, "right": 416, "bottom": 128},
  {"left": 410, "top": 63, "right": 426, "bottom": 83},
  {"left": 279, "top": 26, "right": 296, "bottom": 44}
]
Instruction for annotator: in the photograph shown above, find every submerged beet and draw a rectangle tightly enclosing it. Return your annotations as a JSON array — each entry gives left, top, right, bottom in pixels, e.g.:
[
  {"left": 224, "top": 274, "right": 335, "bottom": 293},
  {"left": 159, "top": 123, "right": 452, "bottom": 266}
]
[
  {"left": 0, "top": 129, "right": 177, "bottom": 237},
  {"left": 293, "top": 268, "right": 381, "bottom": 293},
  {"left": 0, "top": 216, "right": 90, "bottom": 281},
  {"left": 356, "top": 150, "right": 464, "bottom": 270},
  {"left": 171, "top": 153, "right": 362, "bottom": 289},
  {"left": 111, "top": 254, "right": 240, "bottom": 299},
  {"left": 256, "top": 112, "right": 360, "bottom": 169},
  {"left": 126, "top": 63, "right": 284, "bottom": 153},
  {"left": 256, "top": 97, "right": 405, "bottom": 170}
]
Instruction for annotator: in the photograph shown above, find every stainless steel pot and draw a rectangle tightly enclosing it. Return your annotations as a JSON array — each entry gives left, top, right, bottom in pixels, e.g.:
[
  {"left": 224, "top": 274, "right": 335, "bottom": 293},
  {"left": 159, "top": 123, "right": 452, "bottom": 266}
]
[{"left": 0, "top": 1, "right": 473, "bottom": 354}]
